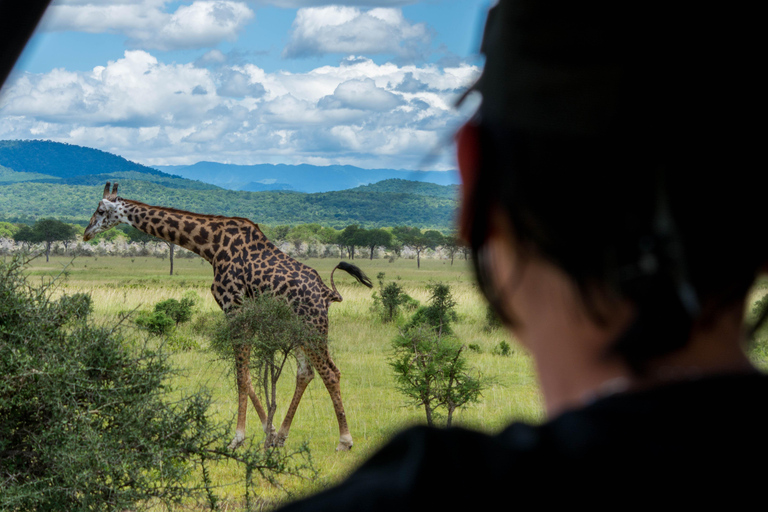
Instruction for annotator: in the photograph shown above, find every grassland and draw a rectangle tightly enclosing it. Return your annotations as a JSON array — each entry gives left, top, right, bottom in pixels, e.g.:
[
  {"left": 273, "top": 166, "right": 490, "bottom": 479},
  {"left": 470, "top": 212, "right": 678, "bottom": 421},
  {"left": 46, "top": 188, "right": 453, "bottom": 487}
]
[{"left": 23, "top": 254, "right": 543, "bottom": 509}]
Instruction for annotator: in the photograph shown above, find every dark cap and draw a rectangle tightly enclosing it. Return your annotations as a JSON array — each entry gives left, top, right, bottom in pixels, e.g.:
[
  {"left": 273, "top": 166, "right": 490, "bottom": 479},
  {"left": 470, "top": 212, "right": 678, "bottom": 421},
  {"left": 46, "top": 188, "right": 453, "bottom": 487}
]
[{"left": 466, "top": 0, "right": 757, "bottom": 144}]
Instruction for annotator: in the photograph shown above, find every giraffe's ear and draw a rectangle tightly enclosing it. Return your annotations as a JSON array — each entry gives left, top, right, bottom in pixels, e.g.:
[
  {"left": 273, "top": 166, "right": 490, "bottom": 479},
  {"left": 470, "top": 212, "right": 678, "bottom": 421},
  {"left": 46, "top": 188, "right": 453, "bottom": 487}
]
[
  {"left": 111, "top": 182, "right": 118, "bottom": 200},
  {"left": 103, "top": 182, "right": 111, "bottom": 199}
]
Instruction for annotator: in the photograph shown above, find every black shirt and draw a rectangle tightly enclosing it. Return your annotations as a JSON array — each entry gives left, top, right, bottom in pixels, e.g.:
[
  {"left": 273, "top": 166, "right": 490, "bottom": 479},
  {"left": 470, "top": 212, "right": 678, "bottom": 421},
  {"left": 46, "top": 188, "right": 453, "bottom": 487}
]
[{"left": 278, "top": 373, "right": 768, "bottom": 509}]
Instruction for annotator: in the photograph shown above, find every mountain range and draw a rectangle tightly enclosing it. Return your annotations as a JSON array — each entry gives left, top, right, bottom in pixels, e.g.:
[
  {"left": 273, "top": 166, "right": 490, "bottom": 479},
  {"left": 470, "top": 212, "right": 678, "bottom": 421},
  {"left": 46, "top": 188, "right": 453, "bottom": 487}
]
[
  {"left": 0, "top": 140, "right": 459, "bottom": 230},
  {"left": 156, "top": 162, "right": 459, "bottom": 193}
]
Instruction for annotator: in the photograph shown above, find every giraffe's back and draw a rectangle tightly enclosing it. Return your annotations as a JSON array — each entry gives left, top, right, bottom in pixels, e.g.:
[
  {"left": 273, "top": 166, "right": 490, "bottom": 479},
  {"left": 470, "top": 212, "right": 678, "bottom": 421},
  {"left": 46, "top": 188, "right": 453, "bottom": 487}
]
[{"left": 212, "top": 221, "right": 336, "bottom": 332}]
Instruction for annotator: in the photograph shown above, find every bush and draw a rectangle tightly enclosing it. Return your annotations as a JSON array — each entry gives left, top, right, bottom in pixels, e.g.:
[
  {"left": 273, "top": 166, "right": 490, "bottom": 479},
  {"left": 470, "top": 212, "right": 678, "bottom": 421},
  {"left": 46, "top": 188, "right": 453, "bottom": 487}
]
[
  {"left": 57, "top": 291, "right": 93, "bottom": 320},
  {"left": 0, "top": 256, "right": 315, "bottom": 511},
  {"left": 155, "top": 294, "right": 196, "bottom": 326},
  {"left": 390, "top": 325, "right": 484, "bottom": 427},
  {"left": 135, "top": 310, "right": 175, "bottom": 336},
  {"left": 493, "top": 340, "right": 512, "bottom": 357},
  {"left": 407, "top": 282, "right": 458, "bottom": 336},
  {"left": 371, "top": 272, "right": 418, "bottom": 323},
  {"left": 211, "top": 292, "right": 322, "bottom": 447}
]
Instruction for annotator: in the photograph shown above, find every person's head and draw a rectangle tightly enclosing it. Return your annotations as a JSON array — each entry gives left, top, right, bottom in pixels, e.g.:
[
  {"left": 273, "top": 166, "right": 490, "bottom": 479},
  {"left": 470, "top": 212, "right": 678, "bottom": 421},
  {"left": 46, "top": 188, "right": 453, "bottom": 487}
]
[{"left": 458, "top": 0, "right": 765, "bottom": 375}]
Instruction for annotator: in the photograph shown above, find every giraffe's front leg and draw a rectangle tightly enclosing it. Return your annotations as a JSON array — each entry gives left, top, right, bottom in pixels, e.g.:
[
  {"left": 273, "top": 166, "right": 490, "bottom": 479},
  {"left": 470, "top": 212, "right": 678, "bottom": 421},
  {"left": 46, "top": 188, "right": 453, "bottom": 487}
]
[{"left": 229, "top": 344, "right": 252, "bottom": 450}]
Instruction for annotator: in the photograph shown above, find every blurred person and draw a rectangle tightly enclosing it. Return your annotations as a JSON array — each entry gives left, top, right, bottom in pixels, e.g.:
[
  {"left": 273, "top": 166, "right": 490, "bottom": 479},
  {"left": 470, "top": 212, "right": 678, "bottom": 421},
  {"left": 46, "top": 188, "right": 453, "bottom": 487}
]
[{"left": 279, "top": 0, "right": 766, "bottom": 508}]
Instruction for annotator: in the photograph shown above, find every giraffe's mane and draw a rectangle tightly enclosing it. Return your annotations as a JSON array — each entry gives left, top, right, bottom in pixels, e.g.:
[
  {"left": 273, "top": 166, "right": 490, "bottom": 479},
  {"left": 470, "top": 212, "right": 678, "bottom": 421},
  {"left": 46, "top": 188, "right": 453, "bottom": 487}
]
[{"left": 119, "top": 197, "right": 264, "bottom": 234}]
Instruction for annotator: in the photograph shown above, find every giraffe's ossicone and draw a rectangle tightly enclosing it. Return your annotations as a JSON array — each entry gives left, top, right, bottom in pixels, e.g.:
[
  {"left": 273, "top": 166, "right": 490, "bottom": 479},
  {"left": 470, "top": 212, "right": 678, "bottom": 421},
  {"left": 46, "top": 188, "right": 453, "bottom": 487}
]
[{"left": 84, "top": 182, "right": 373, "bottom": 451}]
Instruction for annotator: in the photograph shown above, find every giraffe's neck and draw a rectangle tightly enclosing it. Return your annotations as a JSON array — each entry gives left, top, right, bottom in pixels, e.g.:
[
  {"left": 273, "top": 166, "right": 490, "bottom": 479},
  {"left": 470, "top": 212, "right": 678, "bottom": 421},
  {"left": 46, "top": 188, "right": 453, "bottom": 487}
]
[{"left": 115, "top": 198, "right": 270, "bottom": 264}]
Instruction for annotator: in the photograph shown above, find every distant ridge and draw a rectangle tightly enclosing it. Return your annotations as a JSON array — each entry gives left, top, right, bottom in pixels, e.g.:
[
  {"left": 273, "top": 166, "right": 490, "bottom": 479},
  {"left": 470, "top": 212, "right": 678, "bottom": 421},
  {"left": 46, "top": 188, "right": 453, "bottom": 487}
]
[
  {"left": 0, "top": 139, "right": 166, "bottom": 178},
  {"left": 156, "top": 161, "right": 460, "bottom": 193},
  {"left": 0, "top": 140, "right": 218, "bottom": 190}
]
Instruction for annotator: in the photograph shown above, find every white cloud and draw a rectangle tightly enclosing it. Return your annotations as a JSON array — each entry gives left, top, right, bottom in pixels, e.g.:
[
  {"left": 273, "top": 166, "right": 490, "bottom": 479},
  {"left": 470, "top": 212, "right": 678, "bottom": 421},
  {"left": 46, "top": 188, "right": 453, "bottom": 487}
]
[
  {"left": 0, "top": 51, "right": 479, "bottom": 169},
  {"left": 283, "top": 6, "right": 430, "bottom": 59},
  {"left": 43, "top": 1, "right": 254, "bottom": 51},
  {"left": 250, "top": 1, "right": 416, "bottom": 6},
  {"left": 318, "top": 78, "right": 403, "bottom": 111},
  {"left": 1, "top": 51, "right": 220, "bottom": 126}
]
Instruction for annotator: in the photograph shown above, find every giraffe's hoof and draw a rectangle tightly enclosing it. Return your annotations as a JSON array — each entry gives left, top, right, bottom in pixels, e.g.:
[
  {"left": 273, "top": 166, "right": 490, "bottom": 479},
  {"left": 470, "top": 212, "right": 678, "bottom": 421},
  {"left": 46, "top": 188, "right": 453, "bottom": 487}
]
[
  {"left": 336, "top": 435, "right": 353, "bottom": 452},
  {"left": 228, "top": 431, "right": 245, "bottom": 450}
]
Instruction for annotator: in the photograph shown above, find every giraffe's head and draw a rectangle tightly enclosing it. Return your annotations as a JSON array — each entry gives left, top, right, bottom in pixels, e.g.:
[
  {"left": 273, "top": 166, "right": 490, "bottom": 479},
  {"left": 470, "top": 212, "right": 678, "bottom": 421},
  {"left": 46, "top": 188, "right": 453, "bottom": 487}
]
[{"left": 83, "top": 182, "right": 123, "bottom": 241}]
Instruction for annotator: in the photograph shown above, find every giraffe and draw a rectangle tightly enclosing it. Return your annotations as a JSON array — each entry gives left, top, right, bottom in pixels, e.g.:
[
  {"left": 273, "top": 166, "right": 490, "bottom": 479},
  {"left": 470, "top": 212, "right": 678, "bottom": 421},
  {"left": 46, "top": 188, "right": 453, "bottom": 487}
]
[{"left": 83, "top": 182, "right": 372, "bottom": 451}]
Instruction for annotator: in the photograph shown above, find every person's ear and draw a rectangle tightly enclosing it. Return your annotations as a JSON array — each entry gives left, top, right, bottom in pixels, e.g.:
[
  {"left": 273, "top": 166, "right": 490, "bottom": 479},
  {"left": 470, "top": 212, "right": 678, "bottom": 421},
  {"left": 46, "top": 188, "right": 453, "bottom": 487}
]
[{"left": 456, "top": 122, "right": 481, "bottom": 244}]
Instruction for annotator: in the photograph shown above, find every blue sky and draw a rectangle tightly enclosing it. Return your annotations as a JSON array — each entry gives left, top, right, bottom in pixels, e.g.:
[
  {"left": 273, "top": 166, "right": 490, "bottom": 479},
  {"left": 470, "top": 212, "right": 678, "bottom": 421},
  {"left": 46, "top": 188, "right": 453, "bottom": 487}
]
[{"left": 1, "top": 1, "right": 488, "bottom": 170}]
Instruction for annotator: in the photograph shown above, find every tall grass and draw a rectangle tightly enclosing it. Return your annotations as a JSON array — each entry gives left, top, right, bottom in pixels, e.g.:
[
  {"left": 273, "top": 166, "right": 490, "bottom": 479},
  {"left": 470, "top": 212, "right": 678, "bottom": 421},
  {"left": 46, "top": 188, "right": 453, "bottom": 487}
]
[{"left": 20, "top": 256, "right": 544, "bottom": 506}]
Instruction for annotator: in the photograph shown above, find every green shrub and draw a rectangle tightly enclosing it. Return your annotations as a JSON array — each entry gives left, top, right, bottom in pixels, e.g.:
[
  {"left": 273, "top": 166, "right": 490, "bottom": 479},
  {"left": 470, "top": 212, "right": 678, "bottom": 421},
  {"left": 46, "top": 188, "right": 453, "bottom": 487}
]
[
  {"left": 135, "top": 310, "right": 175, "bottom": 336},
  {"left": 371, "top": 272, "right": 418, "bottom": 323},
  {"left": 407, "top": 282, "right": 457, "bottom": 336},
  {"left": 468, "top": 343, "right": 482, "bottom": 353},
  {"left": 57, "top": 292, "right": 93, "bottom": 320},
  {"left": 390, "top": 325, "right": 484, "bottom": 427},
  {"left": 211, "top": 292, "right": 321, "bottom": 447},
  {"left": 154, "top": 294, "right": 196, "bottom": 326},
  {"left": 493, "top": 340, "right": 512, "bottom": 357},
  {"left": 0, "top": 256, "right": 315, "bottom": 511}
]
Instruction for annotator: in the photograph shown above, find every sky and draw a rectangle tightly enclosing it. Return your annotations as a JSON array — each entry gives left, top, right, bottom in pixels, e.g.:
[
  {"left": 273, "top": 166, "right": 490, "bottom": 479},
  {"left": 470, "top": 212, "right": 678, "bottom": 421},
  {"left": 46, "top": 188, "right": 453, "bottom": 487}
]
[{"left": 0, "top": 0, "right": 489, "bottom": 171}]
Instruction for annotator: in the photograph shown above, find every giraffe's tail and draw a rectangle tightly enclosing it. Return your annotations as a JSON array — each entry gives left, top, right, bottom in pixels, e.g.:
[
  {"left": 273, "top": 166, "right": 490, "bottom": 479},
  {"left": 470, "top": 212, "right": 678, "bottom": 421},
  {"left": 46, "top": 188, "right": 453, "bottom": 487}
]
[{"left": 330, "top": 262, "right": 373, "bottom": 301}]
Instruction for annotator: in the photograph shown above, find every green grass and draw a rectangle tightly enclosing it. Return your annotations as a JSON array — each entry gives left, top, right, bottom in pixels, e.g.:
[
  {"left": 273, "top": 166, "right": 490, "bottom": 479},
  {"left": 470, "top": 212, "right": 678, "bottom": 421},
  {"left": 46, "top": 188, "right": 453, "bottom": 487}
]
[{"left": 24, "top": 254, "right": 543, "bottom": 507}]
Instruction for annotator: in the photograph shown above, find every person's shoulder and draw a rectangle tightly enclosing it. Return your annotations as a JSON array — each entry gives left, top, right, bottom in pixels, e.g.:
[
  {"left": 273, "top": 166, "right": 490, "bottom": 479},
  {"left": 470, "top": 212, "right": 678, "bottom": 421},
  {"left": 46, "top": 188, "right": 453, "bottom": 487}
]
[{"left": 277, "top": 424, "right": 545, "bottom": 512}]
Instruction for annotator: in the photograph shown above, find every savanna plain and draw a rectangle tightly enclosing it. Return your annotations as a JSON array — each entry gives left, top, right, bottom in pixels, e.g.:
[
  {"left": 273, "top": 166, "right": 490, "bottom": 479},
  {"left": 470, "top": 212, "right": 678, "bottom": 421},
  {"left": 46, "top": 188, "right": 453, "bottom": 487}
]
[{"left": 23, "top": 254, "right": 545, "bottom": 509}]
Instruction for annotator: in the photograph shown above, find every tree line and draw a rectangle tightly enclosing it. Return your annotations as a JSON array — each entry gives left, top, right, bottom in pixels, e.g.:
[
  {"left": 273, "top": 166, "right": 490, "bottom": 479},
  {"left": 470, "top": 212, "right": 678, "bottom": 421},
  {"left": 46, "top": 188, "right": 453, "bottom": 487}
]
[{"left": 1, "top": 218, "right": 471, "bottom": 268}]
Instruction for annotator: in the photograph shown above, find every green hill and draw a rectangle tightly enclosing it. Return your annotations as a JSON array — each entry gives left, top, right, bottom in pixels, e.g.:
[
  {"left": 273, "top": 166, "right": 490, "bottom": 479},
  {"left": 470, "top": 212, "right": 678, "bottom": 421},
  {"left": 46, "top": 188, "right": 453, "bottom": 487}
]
[
  {"left": 0, "top": 140, "right": 216, "bottom": 190},
  {"left": 0, "top": 140, "right": 459, "bottom": 230},
  {"left": 0, "top": 181, "right": 457, "bottom": 231},
  {"left": 353, "top": 178, "right": 459, "bottom": 199}
]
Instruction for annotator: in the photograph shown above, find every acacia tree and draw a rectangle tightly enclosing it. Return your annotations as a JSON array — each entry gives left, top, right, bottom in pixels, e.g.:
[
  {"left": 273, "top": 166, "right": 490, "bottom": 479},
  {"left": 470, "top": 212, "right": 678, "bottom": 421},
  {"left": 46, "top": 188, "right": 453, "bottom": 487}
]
[
  {"left": 442, "top": 233, "right": 461, "bottom": 265},
  {"left": 338, "top": 224, "right": 361, "bottom": 259},
  {"left": 13, "top": 218, "right": 76, "bottom": 261},
  {"left": 390, "top": 284, "right": 483, "bottom": 427},
  {"left": 360, "top": 228, "right": 392, "bottom": 260},
  {"left": 393, "top": 226, "right": 444, "bottom": 268}
]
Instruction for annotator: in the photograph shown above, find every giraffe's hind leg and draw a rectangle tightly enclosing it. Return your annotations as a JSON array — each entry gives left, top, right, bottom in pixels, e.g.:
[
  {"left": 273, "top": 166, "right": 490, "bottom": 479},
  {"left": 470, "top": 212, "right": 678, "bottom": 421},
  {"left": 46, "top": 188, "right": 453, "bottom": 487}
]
[
  {"left": 302, "top": 342, "right": 353, "bottom": 451},
  {"left": 228, "top": 344, "right": 272, "bottom": 449},
  {"left": 275, "top": 350, "right": 314, "bottom": 446}
]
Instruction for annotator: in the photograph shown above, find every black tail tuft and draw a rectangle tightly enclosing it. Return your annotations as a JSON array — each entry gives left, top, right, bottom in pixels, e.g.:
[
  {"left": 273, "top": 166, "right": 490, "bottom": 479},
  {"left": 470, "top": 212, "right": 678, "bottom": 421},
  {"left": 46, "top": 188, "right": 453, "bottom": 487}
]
[{"left": 337, "top": 262, "right": 373, "bottom": 288}]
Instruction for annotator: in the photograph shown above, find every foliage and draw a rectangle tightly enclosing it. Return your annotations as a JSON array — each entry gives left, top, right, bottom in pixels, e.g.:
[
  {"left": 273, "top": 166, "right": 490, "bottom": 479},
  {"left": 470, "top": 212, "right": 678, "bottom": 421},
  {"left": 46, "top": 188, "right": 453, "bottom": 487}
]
[
  {"left": 0, "top": 180, "right": 457, "bottom": 231},
  {"left": 211, "top": 292, "right": 322, "bottom": 447},
  {"left": 371, "top": 272, "right": 418, "bottom": 323},
  {"left": 493, "top": 340, "right": 512, "bottom": 357},
  {"left": 0, "top": 256, "right": 316, "bottom": 511},
  {"left": 57, "top": 292, "right": 93, "bottom": 320},
  {"left": 392, "top": 226, "right": 445, "bottom": 268},
  {"left": 0, "top": 221, "right": 18, "bottom": 238},
  {"left": 12, "top": 218, "right": 77, "bottom": 261},
  {"left": 390, "top": 282, "right": 484, "bottom": 427},
  {"left": 135, "top": 310, "right": 176, "bottom": 336},
  {"left": 389, "top": 325, "right": 484, "bottom": 427},
  {"left": 407, "top": 282, "right": 458, "bottom": 336},
  {"left": 155, "top": 294, "right": 197, "bottom": 326}
]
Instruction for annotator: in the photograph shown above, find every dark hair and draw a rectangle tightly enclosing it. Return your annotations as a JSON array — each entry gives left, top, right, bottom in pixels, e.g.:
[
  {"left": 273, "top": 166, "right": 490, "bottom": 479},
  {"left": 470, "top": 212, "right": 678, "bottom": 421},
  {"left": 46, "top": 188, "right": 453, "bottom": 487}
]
[{"left": 466, "top": 0, "right": 765, "bottom": 373}]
